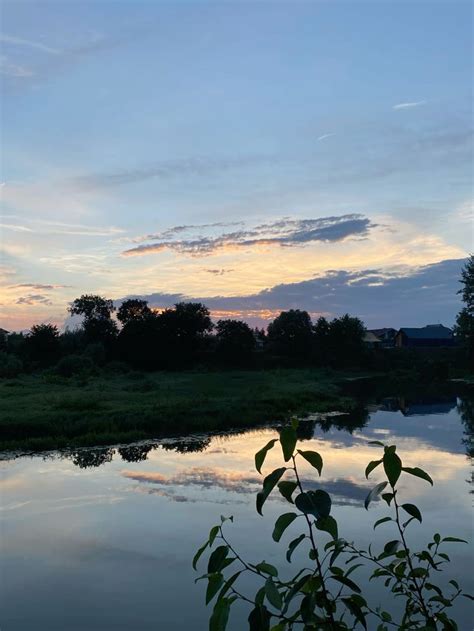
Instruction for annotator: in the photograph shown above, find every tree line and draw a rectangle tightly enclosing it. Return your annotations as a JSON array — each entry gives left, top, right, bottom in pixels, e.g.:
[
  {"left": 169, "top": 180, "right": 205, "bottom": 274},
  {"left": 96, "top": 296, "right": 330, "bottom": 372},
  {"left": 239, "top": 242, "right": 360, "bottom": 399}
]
[{"left": 0, "top": 296, "right": 368, "bottom": 374}]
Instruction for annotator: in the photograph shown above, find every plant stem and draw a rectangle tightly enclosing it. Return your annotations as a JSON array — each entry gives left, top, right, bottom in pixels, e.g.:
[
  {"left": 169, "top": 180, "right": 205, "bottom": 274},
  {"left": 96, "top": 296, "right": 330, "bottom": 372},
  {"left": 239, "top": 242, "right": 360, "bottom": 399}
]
[
  {"left": 392, "top": 490, "right": 434, "bottom": 625},
  {"left": 292, "top": 455, "right": 337, "bottom": 629}
]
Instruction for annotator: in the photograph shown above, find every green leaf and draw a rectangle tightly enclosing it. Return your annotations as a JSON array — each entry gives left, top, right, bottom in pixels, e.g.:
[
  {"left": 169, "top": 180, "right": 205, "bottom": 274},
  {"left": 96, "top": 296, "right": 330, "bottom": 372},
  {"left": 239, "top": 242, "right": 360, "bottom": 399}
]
[
  {"left": 255, "top": 562, "right": 278, "bottom": 577},
  {"left": 265, "top": 577, "right": 283, "bottom": 610},
  {"left": 295, "top": 490, "right": 331, "bottom": 518},
  {"left": 368, "top": 440, "right": 385, "bottom": 446},
  {"left": 373, "top": 517, "right": 392, "bottom": 530},
  {"left": 277, "top": 481, "right": 297, "bottom": 504},
  {"left": 383, "top": 449, "right": 402, "bottom": 487},
  {"left": 208, "top": 546, "right": 229, "bottom": 573},
  {"left": 365, "top": 459, "right": 383, "bottom": 479},
  {"left": 342, "top": 596, "right": 367, "bottom": 629},
  {"left": 210, "top": 597, "right": 231, "bottom": 631},
  {"left": 280, "top": 426, "right": 297, "bottom": 462},
  {"left": 272, "top": 512, "right": 298, "bottom": 542},
  {"left": 256, "top": 467, "right": 287, "bottom": 515},
  {"left": 345, "top": 564, "right": 364, "bottom": 578},
  {"left": 206, "top": 573, "right": 224, "bottom": 605},
  {"left": 402, "top": 466, "right": 433, "bottom": 486},
  {"left": 255, "top": 439, "right": 278, "bottom": 474},
  {"left": 218, "top": 571, "right": 242, "bottom": 600},
  {"left": 442, "top": 537, "right": 468, "bottom": 543},
  {"left": 297, "top": 449, "right": 323, "bottom": 475},
  {"left": 401, "top": 503, "right": 422, "bottom": 523},
  {"left": 248, "top": 604, "right": 271, "bottom": 631},
  {"left": 364, "top": 481, "right": 388, "bottom": 510},
  {"left": 315, "top": 515, "right": 338, "bottom": 540},
  {"left": 209, "top": 525, "right": 220, "bottom": 546},
  {"left": 383, "top": 540, "right": 401, "bottom": 556},
  {"left": 331, "top": 574, "right": 362, "bottom": 593},
  {"left": 381, "top": 492, "right": 394, "bottom": 506},
  {"left": 286, "top": 534, "right": 306, "bottom": 562},
  {"left": 193, "top": 541, "right": 208, "bottom": 570},
  {"left": 270, "top": 624, "right": 286, "bottom": 631}
]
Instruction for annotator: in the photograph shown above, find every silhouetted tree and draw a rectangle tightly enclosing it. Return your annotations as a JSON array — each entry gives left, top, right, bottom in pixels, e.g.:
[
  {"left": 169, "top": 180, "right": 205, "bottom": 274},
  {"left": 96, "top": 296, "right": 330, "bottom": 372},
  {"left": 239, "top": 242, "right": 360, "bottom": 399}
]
[
  {"left": 26, "top": 323, "right": 60, "bottom": 366},
  {"left": 267, "top": 309, "right": 313, "bottom": 359},
  {"left": 69, "top": 294, "right": 117, "bottom": 344},
  {"left": 327, "top": 314, "right": 366, "bottom": 367},
  {"left": 118, "top": 313, "right": 161, "bottom": 369},
  {"left": 454, "top": 255, "right": 474, "bottom": 360},
  {"left": 0, "top": 329, "right": 7, "bottom": 352},
  {"left": 313, "top": 316, "right": 330, "bottom": 364},
  {"left": 158, "top": 302, "right": 213, "bottom": 367},
  {"left": 215, "top": 319, "right": 256, "bottom": 366},
  {"left": 117, "top": 299, "right": 152, "bottom": 326}
]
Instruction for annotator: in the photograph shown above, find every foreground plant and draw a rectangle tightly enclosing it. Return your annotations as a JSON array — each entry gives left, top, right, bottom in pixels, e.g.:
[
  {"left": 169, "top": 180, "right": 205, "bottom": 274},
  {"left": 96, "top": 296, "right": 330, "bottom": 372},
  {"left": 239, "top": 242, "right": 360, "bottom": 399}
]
[{"left": 194, "top": 420, "right": 471, "bottom": 630}]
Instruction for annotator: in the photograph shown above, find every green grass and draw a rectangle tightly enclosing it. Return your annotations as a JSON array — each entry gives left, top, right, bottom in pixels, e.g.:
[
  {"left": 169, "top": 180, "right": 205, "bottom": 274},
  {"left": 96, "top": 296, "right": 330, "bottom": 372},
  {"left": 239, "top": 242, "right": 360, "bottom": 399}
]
[{"left": 0, "top": 368, "right": 355, "bottom": 451}]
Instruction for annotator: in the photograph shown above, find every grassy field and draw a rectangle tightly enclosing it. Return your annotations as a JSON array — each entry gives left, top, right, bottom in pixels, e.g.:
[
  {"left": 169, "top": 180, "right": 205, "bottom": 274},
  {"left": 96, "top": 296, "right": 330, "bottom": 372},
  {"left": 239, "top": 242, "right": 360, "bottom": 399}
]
[{"left": 0, "top": 368, "right": 356, "bottom": 452}]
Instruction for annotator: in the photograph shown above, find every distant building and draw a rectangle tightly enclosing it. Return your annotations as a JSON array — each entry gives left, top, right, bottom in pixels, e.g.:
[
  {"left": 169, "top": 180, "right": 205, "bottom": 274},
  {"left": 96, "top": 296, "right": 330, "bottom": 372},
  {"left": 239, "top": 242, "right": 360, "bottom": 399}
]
[
  {"left": 395, "top": 324, "right": 455, "bottom": 348},
  {"left": 0, "top": 328, "right": 9, "bottom": 336},
  {"left": 368, "top": 328, "right": 397, "bottom": 348},
  {"left": 363, "top": 331, "right": 382, "bottom": 348}
]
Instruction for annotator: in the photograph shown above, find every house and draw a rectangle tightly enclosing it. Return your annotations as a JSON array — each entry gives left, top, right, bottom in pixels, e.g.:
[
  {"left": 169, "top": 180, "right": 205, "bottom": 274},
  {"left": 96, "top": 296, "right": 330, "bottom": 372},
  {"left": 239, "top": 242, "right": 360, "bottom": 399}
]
[
  {"left": 368, "top": 328, "right": 397, "bottom": 348},
  {"left": 363, "top": 331, "right": 382, "bottom": 348},
  {"left": 395, "top": 324, "right": 455, "bottom": 348}
]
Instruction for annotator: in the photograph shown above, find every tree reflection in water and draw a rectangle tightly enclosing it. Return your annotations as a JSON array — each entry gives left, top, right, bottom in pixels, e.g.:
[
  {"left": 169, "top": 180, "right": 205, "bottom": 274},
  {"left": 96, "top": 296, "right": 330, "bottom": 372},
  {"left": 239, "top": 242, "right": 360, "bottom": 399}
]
[
  {"left": 52, "top": 393, "right": 473, "bottom": 470},
  {"left": 70, "top": 447, "right": 115, "bottom": 468},
  {"left": 118, "top": 444, "right": 155, "bottom": 462}
]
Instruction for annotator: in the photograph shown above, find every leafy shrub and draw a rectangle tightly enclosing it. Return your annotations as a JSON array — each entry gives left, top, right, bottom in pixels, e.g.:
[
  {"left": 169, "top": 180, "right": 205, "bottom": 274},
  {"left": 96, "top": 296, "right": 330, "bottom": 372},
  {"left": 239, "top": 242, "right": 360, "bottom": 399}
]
[
  {"left": 195, "top": 421, "right": 471, "bottom": 630},
  {"left": 54, "top": 354, "right": 94, "bottom": 377},
  {"left": 0, "top": 352, "right": 23, "bottom": 378}
]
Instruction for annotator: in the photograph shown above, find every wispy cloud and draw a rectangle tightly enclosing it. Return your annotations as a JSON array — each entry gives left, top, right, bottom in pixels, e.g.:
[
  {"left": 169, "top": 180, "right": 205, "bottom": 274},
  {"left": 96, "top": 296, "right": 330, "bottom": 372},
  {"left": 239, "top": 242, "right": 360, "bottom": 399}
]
[
  {"left": 204, "top": 269, "right": 234, "bottom": 276},
  {"left": 0, "top": 222, "right": 32, "bottom": 233},
  {"left": 392, "top": 101, "right": 426, "bottom": 110},
  {"left": 16, "top": 294, "right": 53, "bottom": 306},
  {"left": 0, "top": 56, "right": 34, "bottom": 78},
  {"left": 129, "top": 222, "right": 244, "bottom": 244},
  {"left": 67, "top": 155, "right": 273, "bottom": 190},
  {"left": 9, "top": 283, "right": 70, "bottom": 290},
  {"left": 0, "top": 34, "right": 61, "bottom": 55},
  {"left": 317, "top": 133, "right": 336, "bottom": 141},
  {"left": 0, "top": 215, "right": 124, "bottom": 237},
  {"left": 122, "top": 215, "right": 376, "bottom": 257}
]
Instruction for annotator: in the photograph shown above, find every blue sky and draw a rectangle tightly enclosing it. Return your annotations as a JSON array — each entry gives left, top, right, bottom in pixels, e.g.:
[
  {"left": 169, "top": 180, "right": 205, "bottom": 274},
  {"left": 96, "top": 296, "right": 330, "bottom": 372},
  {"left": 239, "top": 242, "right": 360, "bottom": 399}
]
[{"left": 1, "top": 0, "right": 472, "bottom": 330}]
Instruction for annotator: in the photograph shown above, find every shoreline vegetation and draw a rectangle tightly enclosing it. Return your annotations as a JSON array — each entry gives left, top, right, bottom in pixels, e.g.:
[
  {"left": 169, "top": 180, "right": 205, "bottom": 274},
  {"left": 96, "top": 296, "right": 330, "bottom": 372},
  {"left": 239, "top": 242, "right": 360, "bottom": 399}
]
[{"left": 0, "top": 368, "right": 361, "bottom": 453}]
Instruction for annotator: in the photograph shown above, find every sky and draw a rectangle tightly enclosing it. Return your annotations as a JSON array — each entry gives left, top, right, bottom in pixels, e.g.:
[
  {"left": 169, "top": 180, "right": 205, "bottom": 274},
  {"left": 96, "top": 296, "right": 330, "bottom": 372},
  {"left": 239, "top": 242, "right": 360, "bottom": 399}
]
[{"left": 0, "top": 0, "right": 472, "bottom": 331}]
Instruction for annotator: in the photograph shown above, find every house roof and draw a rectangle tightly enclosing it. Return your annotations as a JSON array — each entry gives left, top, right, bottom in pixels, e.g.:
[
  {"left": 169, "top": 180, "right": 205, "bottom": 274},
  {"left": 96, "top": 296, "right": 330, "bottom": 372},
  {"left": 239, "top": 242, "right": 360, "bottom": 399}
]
[
  {"left": 364, "top": 331, "right": 382, "bottom": 343},
  {"left": 0, "top": 328, "right": 9, "bottom": 336},
  {"left": 398, "top": 325, "right": 453, "bottom": 340}
]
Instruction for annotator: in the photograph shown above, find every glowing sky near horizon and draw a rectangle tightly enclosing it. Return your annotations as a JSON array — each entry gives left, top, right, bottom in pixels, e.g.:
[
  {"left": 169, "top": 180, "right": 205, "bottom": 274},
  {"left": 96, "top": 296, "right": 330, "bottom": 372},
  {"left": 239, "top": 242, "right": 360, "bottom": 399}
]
[{"left": 0, "top": 1, "right": 472, "bottom": 331}]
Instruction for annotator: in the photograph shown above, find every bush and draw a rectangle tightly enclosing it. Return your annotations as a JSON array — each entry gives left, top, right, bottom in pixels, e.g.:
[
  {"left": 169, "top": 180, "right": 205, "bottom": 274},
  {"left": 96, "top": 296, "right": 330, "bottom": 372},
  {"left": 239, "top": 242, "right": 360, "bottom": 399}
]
[
  {"left": 0, "top": 353, "right": 23, "bottom": 378},
  {"left": 54, "top": 354, "right": 94, "bottom": 378}
]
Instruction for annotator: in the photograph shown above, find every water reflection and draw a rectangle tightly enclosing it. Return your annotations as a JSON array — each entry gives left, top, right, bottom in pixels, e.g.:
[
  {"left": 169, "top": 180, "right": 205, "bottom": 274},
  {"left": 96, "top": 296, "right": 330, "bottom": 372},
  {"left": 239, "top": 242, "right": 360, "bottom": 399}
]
[{"left": 0, "top": 393, "right": 472, "bottom": 631}]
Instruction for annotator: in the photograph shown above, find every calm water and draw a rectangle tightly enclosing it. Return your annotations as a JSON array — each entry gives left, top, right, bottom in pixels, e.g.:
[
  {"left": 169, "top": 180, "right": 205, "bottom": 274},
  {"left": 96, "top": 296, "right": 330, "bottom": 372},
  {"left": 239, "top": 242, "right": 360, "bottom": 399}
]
[{"left": 1, "top": 394, "right": 473, "bottom": 630}]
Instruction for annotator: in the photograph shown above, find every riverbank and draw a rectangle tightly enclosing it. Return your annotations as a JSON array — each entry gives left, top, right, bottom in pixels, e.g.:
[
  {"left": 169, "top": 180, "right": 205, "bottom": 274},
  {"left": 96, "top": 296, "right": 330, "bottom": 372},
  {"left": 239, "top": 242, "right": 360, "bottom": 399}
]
[{"left": 0, "top": 368, "right": 361, "bottom": 451}]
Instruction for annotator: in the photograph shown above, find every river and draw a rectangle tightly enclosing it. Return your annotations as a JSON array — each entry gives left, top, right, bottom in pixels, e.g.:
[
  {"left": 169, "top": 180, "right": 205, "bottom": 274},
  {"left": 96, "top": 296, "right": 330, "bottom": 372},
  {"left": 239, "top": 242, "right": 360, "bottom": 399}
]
[{"left": 1, "top": 392, "right": 473, "bottom": 630}]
